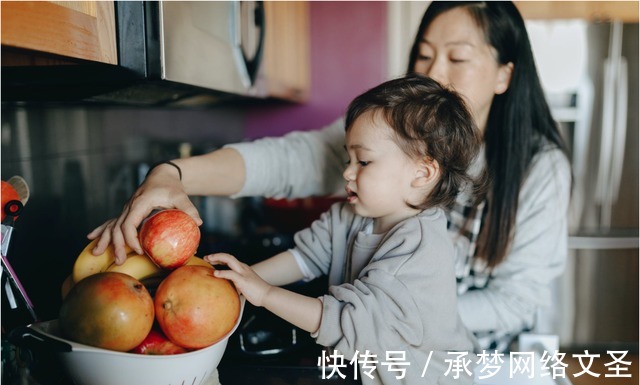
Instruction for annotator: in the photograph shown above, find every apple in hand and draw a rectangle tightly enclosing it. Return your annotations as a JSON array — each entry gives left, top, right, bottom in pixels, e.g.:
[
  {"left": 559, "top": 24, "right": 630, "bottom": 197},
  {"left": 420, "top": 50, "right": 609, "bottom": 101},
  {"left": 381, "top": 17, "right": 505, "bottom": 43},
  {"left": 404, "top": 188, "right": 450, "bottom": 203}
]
[
  {"left": 139, "top": 209, "right": 200, "bottom": 269},
  {"left": 131, "top": 328, "right": 188, "bottom": 355}
]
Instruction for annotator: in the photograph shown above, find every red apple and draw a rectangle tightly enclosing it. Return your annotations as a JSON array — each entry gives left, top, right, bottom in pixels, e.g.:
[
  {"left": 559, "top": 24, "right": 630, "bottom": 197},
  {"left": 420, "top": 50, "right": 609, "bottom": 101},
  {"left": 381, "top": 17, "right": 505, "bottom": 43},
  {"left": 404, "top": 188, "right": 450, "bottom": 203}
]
[
  {"left": 139, "top": 209, "right": 200, "bottom": 269},
  {"left": 130, "top": 327, "right": 188, "bottom": 355},
  {"left": 154, "top": 265, "right": 241, "bottom": 349},
  {"left": 59, "top": 272, "right": 155, "bottom": 352}
]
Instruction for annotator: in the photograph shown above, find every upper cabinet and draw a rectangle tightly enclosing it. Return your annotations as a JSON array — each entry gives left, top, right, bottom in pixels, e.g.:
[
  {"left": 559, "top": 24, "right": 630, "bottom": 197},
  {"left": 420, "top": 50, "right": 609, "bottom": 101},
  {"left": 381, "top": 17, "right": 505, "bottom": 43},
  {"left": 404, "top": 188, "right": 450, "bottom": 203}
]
[
  {"left": 1, "top": 1, "right": 310, "bottom": 105},
  {"left": 1, "top": 1, "right": 117, "bottom": 65},
  {"left": 261, "top": 1, "right": 310, "bottom": 103},
  {"left": 515, "top": 1, "right": 639, "bottom": 22}
]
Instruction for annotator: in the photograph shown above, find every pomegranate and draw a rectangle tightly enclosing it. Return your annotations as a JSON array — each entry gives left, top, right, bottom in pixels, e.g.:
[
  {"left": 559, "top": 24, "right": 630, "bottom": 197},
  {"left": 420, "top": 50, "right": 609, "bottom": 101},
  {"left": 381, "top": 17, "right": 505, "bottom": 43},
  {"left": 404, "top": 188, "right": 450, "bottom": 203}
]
[
  {"left": 139, "top": 209, "right": 200, "bottom": 269},
  {"left": 154, "top": 266, "right": 240, "bottom": 349},
  {"left": 59, "top": 272, "right": 154, "bottom": 352}
]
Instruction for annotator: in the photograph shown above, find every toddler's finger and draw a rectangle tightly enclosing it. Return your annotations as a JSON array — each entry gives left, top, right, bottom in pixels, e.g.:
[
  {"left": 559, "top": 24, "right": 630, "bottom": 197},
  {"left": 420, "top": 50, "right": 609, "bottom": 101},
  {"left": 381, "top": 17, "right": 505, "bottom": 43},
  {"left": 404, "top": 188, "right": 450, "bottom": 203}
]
[{"left": 205, "top": 252, "right": 236, "bottom": 266}]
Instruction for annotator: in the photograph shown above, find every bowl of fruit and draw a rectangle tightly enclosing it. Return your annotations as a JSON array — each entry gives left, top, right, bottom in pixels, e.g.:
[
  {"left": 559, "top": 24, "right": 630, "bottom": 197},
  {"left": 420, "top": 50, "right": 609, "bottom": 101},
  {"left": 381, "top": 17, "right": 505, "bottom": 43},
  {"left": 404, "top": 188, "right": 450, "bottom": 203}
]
[
  {"left": 13, "top": 210, "right": 243, "bottom": 385},
  {"left": 19, "top": 309, "right": 242, "bottom": 385}
]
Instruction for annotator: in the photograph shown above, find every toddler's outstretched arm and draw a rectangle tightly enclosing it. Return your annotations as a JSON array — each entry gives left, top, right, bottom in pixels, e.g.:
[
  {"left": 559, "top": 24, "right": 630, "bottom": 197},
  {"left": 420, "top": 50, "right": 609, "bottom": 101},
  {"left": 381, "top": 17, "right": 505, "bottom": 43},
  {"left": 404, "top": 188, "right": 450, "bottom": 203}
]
[{"left": 206, "top": 253, "right": 322, "bottom": 333}]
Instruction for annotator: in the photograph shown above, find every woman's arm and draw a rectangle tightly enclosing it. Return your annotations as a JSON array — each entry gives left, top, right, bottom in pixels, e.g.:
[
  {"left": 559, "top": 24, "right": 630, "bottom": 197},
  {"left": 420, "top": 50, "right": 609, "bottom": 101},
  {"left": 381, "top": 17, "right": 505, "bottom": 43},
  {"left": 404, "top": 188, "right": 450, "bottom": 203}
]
[
  {"left": 88, "top": 147, "right": 246, "bottom": 262},
  {"left": 89, "top": 119, "right": 346, "bottom": 263},
  {"left": 227, "top": 118, "right": 346, "bottom": 199},
  {"left": 457, "top": 149, "right": 571, "bottom": 336}
]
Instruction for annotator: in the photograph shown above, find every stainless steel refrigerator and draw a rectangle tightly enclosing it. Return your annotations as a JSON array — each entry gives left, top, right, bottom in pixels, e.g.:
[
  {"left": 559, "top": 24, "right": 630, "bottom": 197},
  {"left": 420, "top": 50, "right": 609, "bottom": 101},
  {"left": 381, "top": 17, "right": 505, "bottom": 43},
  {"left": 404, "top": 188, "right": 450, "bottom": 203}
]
[{"left": 528, "top": 19, "right": 639, "bottom": 350}]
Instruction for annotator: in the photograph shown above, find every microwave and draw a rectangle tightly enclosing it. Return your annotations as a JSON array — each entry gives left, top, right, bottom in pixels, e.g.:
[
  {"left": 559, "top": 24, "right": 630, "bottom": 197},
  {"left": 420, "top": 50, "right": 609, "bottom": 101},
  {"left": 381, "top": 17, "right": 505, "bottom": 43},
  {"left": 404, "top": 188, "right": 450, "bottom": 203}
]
[{"left": 3, "top": 1, "right": 266, "bottom": 106}]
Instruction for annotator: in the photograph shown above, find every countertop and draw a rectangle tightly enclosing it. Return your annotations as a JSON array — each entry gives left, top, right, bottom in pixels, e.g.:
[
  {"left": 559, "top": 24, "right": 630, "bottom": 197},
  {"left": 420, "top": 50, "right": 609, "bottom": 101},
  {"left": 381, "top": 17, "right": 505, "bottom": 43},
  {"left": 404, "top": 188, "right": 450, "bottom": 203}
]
[
  {"left": 218, "top": 365, "right": 353, "bottom": 385},
  {"left": 7, "top": 362, "right": 348, "bottom": 385},
  {"left": 3, "top": 342, "right": 571, "bottom": 385},
  {"left": 9, "top": 355, "right": 600, "bottom": 385}
]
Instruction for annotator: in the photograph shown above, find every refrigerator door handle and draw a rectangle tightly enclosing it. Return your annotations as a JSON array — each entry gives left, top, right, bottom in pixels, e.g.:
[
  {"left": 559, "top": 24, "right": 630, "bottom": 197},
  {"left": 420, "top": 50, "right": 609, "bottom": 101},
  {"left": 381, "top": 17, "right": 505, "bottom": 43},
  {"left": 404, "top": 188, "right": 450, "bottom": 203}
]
[
  {"left": 610, "top": 57, "right": 628, "bottom": 202},
  {"left": 594, "top": 58, "right": 615, "bottom": 221},
  {"left": 595, "top": 21, "right": 624, "bottom": 228}
]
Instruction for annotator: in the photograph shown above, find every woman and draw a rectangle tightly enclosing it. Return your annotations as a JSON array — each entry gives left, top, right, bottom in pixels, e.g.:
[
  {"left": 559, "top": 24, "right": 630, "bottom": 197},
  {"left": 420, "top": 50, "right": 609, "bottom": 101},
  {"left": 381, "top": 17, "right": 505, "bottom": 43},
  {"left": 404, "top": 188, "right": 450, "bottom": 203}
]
[{"left": 90, "top": 1, "right": 571, "bottom": 353}]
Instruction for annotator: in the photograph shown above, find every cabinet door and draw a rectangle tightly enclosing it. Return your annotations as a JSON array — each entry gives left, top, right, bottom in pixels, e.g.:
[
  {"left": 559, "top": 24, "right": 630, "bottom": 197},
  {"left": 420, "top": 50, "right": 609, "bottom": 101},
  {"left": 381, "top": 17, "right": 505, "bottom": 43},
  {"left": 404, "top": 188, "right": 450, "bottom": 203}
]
[
  {"left": 515, "top": 1, "right": 639, "bottom": 22},
  {"left": 1, "top": 1, "right": 117, "bottom": 65},
  {"left": 261, "top": 1, "right": 310, "bottom": 102}
]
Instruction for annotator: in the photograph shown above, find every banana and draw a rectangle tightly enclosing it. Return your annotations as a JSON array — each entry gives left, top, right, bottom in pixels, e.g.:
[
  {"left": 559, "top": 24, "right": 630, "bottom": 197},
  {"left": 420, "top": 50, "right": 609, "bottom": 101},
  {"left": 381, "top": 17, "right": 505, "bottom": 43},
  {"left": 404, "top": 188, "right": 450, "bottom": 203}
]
[
  {"left": 104, "top": 253, "right": 167, "bottom": 281},
  {"left": 72, "top": 239, "right": 135, "bottom": 283},
  {"left": 61, "top": 274, "right": 75, "bottom": 299},
  {"left": 72, "top": 239, "right": 116, "bottom": 283},
  {"left": 185, "top": 256, "right": 214, "bottom": 269},
  {"left": 72, "top": 238, "right": 213, "bottom": 293}
]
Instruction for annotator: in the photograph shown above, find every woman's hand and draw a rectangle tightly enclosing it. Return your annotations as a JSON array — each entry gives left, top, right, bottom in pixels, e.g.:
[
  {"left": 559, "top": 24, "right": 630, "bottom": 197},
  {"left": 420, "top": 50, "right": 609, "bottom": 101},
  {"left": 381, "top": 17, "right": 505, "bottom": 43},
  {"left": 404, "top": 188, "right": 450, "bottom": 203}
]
[
  {"left": 87, "top": 164, "right": 202, "bottom": 264},
  {"left": 205, "top": 253, "right": 273, "bottom": 308}
]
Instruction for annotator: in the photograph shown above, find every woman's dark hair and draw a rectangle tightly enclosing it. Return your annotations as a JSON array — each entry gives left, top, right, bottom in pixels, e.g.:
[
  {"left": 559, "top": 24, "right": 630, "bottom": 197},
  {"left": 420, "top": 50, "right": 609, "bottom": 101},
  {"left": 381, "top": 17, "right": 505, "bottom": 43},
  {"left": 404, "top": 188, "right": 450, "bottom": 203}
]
[
  {"left": 407, "top": 2, "right": 570, "bottom": 268},
  {"left": 345, "top": 74, "right": 487, "bottom": 210}
]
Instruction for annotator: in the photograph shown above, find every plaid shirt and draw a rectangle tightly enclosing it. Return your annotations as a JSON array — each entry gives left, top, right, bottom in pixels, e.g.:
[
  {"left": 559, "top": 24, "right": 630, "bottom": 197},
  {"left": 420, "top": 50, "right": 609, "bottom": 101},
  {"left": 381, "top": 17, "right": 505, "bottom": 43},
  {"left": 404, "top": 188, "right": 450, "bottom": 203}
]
[{"left": 447, "top": 190, "right": 524, "bottom": 353}]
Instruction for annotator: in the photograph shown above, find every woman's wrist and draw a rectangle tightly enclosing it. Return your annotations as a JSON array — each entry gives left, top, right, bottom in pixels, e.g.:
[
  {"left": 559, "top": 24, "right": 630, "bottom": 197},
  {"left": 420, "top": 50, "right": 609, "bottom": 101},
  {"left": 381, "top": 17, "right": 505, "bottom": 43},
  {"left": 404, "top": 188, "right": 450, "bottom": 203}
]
[{"left": 146, "top": 160, "right": 182, "bottom": 181}]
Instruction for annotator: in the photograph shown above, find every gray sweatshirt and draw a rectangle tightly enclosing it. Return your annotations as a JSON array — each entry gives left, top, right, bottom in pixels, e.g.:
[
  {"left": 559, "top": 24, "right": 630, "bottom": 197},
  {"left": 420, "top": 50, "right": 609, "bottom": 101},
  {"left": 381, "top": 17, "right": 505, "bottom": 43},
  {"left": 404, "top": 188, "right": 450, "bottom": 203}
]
[
  {"left": 292, "top": 203, "right": 475, "bottom": 385},
  {"left": 227, "top": 117, "right": 571, "bottom": 350}
]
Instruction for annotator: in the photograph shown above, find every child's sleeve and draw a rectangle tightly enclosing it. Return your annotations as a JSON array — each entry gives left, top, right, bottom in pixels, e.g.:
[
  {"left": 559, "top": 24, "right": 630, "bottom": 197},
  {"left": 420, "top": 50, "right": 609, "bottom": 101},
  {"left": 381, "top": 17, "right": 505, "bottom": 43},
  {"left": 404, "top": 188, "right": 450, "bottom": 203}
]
[
  {"left": 288, "top": 248, "right": 317, "bottom": 282},
  {"left": 290, "top": 206, "right": 336, "bottom": 278},
  {"left": 291, "top": 202, "right": 357, "bottom": 279}
]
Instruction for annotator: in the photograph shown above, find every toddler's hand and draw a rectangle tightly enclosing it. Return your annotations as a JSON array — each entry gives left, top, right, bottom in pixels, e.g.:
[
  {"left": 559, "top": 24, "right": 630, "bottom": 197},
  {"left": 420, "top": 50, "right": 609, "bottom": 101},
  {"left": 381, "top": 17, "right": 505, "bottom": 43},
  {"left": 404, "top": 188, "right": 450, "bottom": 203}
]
[{"left": 205, "top": 253, "right": 272, "bottom": 307}]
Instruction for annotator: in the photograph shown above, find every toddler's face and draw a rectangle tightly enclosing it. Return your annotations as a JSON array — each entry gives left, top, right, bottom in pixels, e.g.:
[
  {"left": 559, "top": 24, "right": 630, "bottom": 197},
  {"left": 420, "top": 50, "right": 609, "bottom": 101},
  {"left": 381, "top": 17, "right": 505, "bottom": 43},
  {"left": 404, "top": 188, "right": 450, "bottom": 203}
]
[{"left": 343, "top": 112, "right": 424, "bottom": 232}]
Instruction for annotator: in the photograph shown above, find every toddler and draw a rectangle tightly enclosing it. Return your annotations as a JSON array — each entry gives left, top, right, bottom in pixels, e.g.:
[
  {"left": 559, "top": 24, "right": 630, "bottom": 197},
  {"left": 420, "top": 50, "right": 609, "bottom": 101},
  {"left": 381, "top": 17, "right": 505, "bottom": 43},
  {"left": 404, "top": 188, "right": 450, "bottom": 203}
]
[{"left": 207, "top": 74, "right": 486, "bottom": 384}]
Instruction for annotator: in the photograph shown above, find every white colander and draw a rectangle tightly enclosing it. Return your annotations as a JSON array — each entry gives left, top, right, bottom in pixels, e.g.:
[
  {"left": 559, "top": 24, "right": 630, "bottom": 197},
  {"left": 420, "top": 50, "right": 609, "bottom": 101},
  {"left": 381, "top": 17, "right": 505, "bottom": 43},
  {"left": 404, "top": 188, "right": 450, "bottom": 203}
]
[{"left": 18, "top": 302, "right": 244, "bottom": 385}]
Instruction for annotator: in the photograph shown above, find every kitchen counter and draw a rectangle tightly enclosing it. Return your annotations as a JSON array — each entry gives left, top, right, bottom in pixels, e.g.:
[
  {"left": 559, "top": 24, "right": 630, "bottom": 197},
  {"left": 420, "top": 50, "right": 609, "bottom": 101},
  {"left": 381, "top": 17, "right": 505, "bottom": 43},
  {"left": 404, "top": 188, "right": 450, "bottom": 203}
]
[
  {"left": 218, "top": 365, "right": 352, "bottom": 385},
  {"left": 15, "top": 364, "right": 346, "bottom": 385},
  {"left": 13, "top": 360, "right": 580, "bottom": 385},
  {"left": 7, "top": 361, "right": 344, "bottom": 385}
]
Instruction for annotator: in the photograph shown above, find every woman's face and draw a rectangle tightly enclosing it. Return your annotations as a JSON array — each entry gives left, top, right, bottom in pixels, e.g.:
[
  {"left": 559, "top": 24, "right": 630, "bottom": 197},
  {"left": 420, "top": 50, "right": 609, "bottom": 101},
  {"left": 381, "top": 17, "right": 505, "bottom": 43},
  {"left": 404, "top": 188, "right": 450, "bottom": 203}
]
[{"left": 412, "top": 7, "right": 513, "bottom": 132}]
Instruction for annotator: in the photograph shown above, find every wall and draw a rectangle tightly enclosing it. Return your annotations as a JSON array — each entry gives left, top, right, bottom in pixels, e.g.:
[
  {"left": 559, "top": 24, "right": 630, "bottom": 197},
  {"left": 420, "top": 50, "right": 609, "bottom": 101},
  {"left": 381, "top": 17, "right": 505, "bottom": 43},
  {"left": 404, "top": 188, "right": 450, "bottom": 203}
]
[
  {"left": 0, "top": 106, "right": 246, "bottom": 326},
  {"left": 245, "top": 1, "right": 388, "bottom": 139},
  {"left": 0, "top": 2, "right": 389, "bottom": 327}
]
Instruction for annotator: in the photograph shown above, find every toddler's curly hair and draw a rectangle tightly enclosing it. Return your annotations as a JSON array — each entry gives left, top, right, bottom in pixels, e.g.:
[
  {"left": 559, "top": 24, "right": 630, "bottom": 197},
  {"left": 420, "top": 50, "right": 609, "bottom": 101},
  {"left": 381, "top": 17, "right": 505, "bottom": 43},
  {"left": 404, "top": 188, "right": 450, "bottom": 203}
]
[{"left": 345, "top": 74, "right": 488, "bottom": 209}]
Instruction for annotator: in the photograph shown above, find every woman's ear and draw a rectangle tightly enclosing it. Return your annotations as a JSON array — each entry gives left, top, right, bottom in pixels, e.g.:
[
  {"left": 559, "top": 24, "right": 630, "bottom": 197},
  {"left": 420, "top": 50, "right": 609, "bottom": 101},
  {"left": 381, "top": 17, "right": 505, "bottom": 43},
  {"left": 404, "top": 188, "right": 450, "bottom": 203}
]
[
  {"left": 494, "top": 62, "right": 514, "bottom": 95},
  {"left": 412, "top": 157, "right": 440, "bottom": 188}
]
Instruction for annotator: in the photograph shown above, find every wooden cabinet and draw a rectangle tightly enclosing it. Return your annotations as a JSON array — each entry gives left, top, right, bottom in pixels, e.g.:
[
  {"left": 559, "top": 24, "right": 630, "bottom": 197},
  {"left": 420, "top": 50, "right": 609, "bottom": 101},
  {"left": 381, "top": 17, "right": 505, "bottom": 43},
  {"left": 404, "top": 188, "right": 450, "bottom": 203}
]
[
  {"left": 1, "top": 1, "right": 117, "bottom": 65},
  {"left": 260, "top": 1, "right": 310, "bottom": 102},
  {"left": 515, "top": 1, "right": 639, "bottom": 22},
  {"left": 1, "top": 1, "right": 310, "bottom": 105}
]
